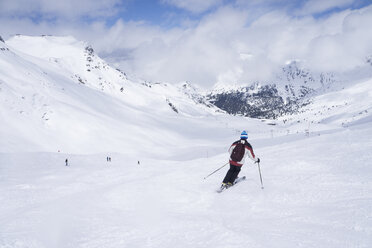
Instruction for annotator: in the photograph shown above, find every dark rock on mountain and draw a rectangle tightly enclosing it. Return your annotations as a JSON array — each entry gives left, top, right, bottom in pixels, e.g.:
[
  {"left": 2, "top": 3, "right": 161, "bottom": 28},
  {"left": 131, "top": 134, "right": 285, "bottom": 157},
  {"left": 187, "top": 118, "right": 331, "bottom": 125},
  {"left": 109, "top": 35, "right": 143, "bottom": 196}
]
[
  {"left": 206, "top": 62, "right": 333, "bottom": 119},
  {"left": 207, "top": 84, "right": 307, "bottom": 119},
  {"left": 367, "top": 56, "right": 372, "bottom": 66},
  {"left": 85, "top": 46, "right": 94, "bottom": 56}
]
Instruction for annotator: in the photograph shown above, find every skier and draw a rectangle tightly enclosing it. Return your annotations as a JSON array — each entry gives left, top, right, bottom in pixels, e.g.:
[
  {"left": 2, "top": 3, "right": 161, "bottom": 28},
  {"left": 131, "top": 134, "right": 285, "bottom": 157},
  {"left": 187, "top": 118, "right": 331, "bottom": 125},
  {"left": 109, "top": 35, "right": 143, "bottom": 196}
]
[
  {"left": 221, "top": 130, "right": 260, "bottom": 189},
  {"left": 65, "top": 158, "right": 68, "bottom": 166}
]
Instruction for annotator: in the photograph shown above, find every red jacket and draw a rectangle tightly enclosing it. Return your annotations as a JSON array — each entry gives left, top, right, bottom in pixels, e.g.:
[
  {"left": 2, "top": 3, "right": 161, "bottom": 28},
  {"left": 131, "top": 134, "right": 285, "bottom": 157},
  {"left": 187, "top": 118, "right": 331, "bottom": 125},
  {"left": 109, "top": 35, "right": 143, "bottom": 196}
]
[{"left": 229, "top": 139, "right": 256, "bottom": 166}]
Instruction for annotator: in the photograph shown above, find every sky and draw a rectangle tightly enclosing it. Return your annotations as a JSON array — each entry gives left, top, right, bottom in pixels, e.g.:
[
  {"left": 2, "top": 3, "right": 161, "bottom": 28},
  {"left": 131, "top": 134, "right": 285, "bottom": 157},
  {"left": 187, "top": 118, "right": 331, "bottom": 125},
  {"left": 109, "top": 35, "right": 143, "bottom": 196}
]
[{"left": 1, "top": 0, "right": 372, "bottom": 88}]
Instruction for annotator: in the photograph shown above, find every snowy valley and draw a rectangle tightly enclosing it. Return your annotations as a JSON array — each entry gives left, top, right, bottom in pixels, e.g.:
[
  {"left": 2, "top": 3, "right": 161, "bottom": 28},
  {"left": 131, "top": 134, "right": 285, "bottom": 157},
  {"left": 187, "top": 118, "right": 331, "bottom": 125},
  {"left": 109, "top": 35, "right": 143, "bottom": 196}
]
[{"left": 0, "top": 35, "right": 371, "bottom": 248}]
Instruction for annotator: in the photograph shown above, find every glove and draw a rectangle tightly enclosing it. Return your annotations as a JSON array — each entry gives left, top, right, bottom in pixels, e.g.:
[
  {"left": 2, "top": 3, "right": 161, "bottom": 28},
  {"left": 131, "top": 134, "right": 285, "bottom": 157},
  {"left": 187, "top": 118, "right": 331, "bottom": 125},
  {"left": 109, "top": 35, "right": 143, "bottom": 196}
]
[{"left": 256, "top": 158, "right": 260, "bottom": 163}]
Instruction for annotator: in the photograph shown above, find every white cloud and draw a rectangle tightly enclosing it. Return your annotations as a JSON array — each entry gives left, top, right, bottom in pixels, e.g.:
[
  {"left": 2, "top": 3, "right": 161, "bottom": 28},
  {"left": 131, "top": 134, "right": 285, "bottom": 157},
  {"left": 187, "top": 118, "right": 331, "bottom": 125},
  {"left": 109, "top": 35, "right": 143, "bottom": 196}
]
[
  {"left": 306, "top": 6, "right": 372, "bottom": 71},
  {"left": 106, "top": 4, "right": 372, "bottom": 87},
  {"left": 161, "top": 0, "right": 223, "bottom": 13},
  {"left": 1, "top": 2, "right": 372, "bottom": 89}
]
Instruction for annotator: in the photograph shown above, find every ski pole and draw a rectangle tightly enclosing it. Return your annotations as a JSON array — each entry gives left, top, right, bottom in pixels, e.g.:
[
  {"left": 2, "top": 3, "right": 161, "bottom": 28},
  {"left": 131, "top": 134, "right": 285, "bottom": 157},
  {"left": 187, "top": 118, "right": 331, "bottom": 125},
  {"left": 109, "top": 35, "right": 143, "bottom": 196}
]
[
  {"left": 204, "top": 162, "right": 229, "bottom": 180},
  {"left": 256, "top": 161, "right": 264, "bottom": 189}
]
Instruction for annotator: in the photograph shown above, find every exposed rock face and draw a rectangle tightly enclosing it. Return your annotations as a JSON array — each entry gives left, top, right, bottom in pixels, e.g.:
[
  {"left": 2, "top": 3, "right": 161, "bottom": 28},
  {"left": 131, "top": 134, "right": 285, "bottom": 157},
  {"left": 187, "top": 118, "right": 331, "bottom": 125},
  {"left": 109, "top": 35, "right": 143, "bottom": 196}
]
[
  {"left": 206, "top": 62, "right": 335, "bottom": 119},
  {"left": 207, "top": 84, "right": 308, "bottom": 119}
]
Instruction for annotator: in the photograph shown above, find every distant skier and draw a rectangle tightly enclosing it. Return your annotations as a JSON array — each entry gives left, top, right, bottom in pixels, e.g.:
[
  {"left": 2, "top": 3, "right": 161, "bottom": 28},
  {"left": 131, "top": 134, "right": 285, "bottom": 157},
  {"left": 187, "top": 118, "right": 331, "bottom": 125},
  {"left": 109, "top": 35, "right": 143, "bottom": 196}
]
[
  {"left": 138, "top": 161, "right": 140, "bottom": 165},
  {"left": 65, "top": 158, "right": 68, "bottom": 166},
  {"left": 221, "top": 131, "right": 260, "bottom": 190}
]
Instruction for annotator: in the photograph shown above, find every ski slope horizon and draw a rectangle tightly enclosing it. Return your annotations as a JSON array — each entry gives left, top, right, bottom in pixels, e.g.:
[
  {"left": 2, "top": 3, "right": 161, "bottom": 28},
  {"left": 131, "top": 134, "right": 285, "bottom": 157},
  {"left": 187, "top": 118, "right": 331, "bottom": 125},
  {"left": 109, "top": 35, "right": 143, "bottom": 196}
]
[{"left": 1, "top": 35, "right": 372, "bottom": 247}]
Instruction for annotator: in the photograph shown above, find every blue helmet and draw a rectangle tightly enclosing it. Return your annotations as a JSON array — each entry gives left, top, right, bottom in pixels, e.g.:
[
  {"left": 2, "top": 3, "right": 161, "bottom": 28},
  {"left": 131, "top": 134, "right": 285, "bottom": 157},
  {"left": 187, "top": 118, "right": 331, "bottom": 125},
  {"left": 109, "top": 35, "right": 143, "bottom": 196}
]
[{"left": 240, "top": 130, "right": 248, "bottom": 140}]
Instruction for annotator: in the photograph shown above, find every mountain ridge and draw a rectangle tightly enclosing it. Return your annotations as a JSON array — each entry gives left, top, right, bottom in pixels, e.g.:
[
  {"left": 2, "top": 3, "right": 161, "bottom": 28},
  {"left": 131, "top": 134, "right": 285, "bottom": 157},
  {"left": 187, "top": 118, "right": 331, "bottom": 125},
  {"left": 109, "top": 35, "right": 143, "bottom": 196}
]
[
  {"left": 0, "top": 35, "right": 230, "bottom": 154},
  {"left": 1, "top": 35, "right": 371, "bottom": 153}
]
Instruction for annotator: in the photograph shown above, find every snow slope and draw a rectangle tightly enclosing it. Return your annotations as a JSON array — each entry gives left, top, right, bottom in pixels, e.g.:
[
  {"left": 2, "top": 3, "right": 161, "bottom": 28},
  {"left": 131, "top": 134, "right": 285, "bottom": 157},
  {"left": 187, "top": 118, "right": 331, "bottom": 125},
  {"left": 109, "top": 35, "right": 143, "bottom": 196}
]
[
  {"left": 1, "top": 124, "right": 371, "bottom": 248},
  {"left": 0, "top": 35, "right": 230, "bottom": 155},
  {"left": 278, "top": 77, "right": 372, "bottom": 133},
  {"left": 1, "top": 35, "right": 372, "bottom": 248}
]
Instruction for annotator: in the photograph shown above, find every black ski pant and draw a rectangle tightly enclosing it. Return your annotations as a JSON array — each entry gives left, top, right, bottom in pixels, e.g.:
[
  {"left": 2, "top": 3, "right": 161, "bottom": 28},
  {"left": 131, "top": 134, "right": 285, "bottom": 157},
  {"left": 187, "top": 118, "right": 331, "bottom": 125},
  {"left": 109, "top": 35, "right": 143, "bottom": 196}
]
[{"left": 223, "top": 163, "right": 241, "bottom": 184}]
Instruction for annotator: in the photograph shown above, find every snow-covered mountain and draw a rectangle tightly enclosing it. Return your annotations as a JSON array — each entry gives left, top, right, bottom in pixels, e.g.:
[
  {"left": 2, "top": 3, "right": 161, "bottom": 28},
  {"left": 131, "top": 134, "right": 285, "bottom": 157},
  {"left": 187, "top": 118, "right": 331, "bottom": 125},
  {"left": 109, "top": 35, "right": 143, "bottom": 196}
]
[
  {"left": 0, "top": 35, "right": 228, "bottom": 155},
  {"left": 1, "top": 35, "right": 372, "bottom": 154},
  {"left": 207, "top": 62, "right": 333, "bottom": 119},
  {"left": 207, "top": 60, "right": 372, "bottom": 120}
]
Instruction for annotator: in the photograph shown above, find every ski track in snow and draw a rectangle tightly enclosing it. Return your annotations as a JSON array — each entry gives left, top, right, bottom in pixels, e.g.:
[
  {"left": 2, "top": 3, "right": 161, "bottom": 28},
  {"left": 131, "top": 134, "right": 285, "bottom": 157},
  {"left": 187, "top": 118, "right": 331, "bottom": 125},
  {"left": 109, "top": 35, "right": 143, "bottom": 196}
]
[{"left": 1, "top": 126, "right": 372, "bottom": 248}]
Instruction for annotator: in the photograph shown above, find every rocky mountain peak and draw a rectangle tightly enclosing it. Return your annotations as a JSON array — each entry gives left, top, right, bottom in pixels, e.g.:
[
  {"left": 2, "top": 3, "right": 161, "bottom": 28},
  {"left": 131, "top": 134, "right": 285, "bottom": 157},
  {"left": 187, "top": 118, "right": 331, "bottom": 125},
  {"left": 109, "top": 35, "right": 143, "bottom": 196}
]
[{"left": 206, "top": 62, "right": 339, "bottom": 119}]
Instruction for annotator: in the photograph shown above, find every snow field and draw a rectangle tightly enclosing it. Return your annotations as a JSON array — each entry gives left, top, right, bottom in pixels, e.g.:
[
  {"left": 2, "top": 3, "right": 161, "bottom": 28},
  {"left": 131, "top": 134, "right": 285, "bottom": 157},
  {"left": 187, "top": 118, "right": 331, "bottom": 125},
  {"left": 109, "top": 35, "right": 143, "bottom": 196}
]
[{"left": 1, "top": 124, "right": 371, "bottom": 248}]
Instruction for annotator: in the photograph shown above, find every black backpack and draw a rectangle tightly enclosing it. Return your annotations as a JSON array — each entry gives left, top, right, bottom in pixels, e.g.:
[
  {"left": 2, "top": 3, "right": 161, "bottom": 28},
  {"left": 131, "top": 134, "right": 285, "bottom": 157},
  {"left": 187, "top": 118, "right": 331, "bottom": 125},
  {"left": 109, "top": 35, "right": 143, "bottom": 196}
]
[{"left": 231, "top": 142, "right": 245, "bottom": 162}]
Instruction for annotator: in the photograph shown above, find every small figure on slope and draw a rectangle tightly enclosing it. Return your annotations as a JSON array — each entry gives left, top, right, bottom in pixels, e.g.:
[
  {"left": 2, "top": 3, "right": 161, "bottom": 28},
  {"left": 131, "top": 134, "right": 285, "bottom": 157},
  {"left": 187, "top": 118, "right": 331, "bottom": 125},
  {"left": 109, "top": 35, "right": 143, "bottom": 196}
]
[{"left": 220, "top": 130, "right": 260, "bottom": 190}]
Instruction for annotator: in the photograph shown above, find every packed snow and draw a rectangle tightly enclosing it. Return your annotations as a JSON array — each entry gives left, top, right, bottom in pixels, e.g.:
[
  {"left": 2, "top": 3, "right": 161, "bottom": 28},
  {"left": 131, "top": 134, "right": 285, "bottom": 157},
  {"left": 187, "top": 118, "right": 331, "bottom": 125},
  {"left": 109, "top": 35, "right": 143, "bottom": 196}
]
[{"left": 1, "top": 35, "right": 371, "bottom": 248}]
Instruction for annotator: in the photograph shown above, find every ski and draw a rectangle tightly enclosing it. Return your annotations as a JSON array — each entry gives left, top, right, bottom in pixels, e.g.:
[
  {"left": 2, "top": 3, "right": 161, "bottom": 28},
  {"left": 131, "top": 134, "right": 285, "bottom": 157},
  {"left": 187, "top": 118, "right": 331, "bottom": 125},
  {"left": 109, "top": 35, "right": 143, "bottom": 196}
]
[{"left": 216, "top": 176, "right": 246, "bottom": 193}]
